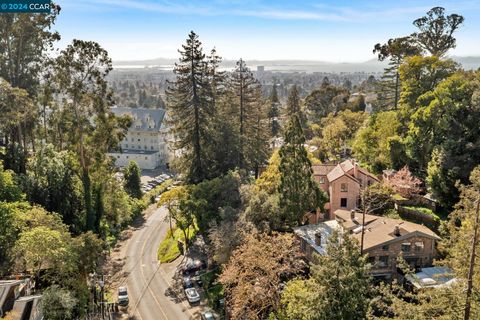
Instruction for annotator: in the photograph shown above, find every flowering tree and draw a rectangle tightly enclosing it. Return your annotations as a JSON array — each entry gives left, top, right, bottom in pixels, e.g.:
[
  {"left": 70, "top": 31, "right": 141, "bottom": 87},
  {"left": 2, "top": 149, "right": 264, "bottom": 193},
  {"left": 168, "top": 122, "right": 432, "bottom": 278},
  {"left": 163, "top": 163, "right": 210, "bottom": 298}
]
[{"left": 387, "top": 166, "right": 422, "bottom": 199}]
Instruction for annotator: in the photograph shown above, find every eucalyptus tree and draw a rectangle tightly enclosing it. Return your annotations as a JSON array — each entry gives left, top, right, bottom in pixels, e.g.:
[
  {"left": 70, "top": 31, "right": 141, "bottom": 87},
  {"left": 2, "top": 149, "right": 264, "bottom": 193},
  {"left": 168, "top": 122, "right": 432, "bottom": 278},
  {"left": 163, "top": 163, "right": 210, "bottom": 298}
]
[{"left": 52, "top": 40, "right": 130, "bottom": 232}]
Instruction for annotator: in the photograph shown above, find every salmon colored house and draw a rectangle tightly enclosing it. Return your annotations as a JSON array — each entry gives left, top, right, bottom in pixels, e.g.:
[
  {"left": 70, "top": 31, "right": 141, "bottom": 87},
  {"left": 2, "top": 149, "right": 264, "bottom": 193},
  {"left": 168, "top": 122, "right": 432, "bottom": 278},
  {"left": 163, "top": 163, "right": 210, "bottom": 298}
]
[{"left": 312, "top": 159, "right": 379, "bottom": 221}]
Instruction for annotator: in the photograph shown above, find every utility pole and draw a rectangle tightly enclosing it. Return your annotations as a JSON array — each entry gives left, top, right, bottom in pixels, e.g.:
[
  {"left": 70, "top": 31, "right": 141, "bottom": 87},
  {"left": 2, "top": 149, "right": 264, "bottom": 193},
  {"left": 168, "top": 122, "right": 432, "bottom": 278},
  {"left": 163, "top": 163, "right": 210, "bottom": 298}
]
[
  {"left": 464, "top": 199, "right": 480, "bottom": 320},
  {"left": 360, "top": 206, "right": 366, "bottom": 255},
  {"left": 99, "top": 274, "right": 105, "bottom": 320}
]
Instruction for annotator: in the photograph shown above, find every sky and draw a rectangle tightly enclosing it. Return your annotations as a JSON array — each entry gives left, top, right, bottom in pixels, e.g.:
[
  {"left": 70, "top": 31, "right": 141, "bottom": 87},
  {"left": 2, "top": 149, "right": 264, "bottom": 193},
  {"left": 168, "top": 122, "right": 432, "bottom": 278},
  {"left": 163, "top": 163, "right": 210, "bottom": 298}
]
[{"left": 54, "top": 0, "right": 480, "bottom": 62}]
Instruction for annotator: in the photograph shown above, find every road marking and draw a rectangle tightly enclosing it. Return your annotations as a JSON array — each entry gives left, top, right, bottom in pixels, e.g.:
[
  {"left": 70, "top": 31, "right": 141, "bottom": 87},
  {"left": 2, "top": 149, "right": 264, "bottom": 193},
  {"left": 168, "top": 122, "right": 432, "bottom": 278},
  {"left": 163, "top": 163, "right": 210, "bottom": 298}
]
[
  {"left": 127, "top": 206, "right": 196, "bottom": 320},
  {"left": 138, "top": 210, "right": 170, "bottom": 320}
]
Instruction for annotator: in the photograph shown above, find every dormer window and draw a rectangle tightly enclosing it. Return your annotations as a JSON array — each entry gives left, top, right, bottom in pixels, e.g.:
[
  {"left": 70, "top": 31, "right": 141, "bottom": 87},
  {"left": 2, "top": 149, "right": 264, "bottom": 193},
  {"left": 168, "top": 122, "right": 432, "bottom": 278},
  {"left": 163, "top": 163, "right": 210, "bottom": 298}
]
[{"left": 341, "top": 183, "right": 348, "bottom": 192}]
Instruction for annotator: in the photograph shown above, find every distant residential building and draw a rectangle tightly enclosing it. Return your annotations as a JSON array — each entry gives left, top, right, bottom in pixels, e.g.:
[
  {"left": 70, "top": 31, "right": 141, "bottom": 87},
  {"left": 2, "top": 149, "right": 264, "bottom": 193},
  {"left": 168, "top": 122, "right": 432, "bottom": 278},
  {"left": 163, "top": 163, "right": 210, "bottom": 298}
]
[
  {"left": 312, "top": 159, "right": 379, "bottom": 221},
  {"left": 295, "top": 209, "right": 440, "bottom": 279},
  {"left": 108, "top": 107, "right": 169, "bottom": 170},
  {"left": 257, "top": 65, "right": 265, "bottom": 73}
]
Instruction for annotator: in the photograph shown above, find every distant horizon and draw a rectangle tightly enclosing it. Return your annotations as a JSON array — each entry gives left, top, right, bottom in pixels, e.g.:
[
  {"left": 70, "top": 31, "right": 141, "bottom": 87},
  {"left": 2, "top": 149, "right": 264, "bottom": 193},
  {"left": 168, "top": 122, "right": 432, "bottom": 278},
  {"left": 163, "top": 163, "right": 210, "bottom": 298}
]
[{"left": 112, "top": 54, "right": 480, "bottom": 64}]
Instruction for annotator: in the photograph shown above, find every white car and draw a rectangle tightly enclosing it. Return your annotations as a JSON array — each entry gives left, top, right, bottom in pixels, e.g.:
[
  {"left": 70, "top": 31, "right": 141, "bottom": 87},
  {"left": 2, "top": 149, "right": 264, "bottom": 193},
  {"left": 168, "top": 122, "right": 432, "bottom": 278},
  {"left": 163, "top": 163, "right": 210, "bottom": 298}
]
[
  {"left": 184, "top": 287, "right": 200, "bottom": 304},
  {"left": 118, "top": 286, "right": 129, "bottom": 306},
  {"left": 201, "top": 311, "right": 215, "bottom": 320}
]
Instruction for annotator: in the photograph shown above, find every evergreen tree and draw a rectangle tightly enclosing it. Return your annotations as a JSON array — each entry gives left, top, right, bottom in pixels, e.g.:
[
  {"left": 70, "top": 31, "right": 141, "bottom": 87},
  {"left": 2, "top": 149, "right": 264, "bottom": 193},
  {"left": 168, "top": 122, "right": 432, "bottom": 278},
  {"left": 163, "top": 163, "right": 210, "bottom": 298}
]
[
  {"left": 280, "top": 231, "right": 372, "bottom": 320},
  {"left": 373, "top": 36, "right": 421, "bottom": 110},
  {"left": 123, "top": 161, "right": 142, "bottom": 199},
  {"left": 166, "top": 31, "right": 212, "bottom": 183},
  {"left": 278, "top": 115, "right": 326, "bottom": 227},
  {"left": 205, "top": 47, "right": 225, "bottom": 110},
  {"left": 268, "top": 82, "right": 280, "bottom": 140},
  {"left": 286, "top": 85, "right": 301, "bottom": 115},
  {"left": 412, "top": 7, "right": 464, "bottom": 57},
  {"left": 286, "top": 85, "right": 307, "bottom": 133},
  {"left": 445, "top": 166, "right": 480, "bottom": 320},
  {"left": 229, "top": 58, "right": 268, "bottom": 173},
  {"left": 204, "top": 48, "right": 238, "bottom": 176},
  {"left": 52, "top": 39, "right": 131, "bottom": 232}
]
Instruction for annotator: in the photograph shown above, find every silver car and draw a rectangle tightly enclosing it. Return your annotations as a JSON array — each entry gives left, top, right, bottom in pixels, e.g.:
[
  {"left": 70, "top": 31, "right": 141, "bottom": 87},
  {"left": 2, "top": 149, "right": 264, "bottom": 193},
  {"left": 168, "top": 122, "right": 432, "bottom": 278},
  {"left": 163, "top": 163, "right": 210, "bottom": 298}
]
[
  {"left": 118, "top": 286, "right": 129, "bottom": 306},
  {"left": 184, "top": 287, "right": 200, "bottom": 304}
]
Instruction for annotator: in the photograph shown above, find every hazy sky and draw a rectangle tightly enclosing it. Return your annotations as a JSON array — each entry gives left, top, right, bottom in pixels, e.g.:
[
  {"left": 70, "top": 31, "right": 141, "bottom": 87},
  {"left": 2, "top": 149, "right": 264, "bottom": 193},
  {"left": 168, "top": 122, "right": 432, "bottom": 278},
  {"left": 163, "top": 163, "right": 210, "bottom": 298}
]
[{"left": 55, "top": 0, "right": 480, "bottom": 62}]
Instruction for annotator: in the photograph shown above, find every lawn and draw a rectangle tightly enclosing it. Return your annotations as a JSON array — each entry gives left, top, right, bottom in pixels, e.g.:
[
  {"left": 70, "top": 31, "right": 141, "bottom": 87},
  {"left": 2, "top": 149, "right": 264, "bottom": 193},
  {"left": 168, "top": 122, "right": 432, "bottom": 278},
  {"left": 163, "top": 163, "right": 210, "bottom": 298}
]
[{"left": 157, "top": 225, "right": 197, "bottom": 263}]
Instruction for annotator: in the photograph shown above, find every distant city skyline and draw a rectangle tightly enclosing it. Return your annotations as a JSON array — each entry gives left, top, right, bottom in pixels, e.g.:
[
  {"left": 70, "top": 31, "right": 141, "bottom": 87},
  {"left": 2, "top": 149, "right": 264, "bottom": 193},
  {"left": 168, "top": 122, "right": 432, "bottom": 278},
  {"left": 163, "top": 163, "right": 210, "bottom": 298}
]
[{"left": 56, "top": 0, "right": 480, "bottom": 62}]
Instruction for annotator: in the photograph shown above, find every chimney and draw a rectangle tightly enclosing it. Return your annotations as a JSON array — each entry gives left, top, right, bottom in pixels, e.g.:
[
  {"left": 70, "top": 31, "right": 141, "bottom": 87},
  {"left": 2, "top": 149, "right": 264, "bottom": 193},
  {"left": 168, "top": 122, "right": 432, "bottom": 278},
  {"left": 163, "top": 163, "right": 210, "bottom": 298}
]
[
  {"left": 394, "top": 225, "right": 401, "bottom": 237},
  {"left": 350, "top": 209, "right": 356, "bottom": 220},
  {"left": 353, "top": 161, "right": 359, "bottom": 178},
  {"left": 314, "top": 232, "right": 322, "bottom": 246}
]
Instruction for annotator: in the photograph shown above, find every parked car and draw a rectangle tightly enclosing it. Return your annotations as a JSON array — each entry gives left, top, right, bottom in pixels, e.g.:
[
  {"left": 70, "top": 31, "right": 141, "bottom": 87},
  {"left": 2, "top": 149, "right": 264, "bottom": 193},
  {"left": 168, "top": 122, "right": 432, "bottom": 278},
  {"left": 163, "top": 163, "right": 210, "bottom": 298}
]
[
  {"left": 192, "top": 270, "right": 204, "bottom": 287},
  {"left": 118, "top": 286, "right": 129, "bottom": 306},
  {"left": 201, "top": 311, "right": 215, "bottom": 320},
  {"left": 182, "top": 259, "right": 207, "bottom": 276},
  {"left": 183, "top": 277, "right": 194, "bottom": 289},
  {"left": 184, "top": 287, "right": 200, "bottom": 304}
]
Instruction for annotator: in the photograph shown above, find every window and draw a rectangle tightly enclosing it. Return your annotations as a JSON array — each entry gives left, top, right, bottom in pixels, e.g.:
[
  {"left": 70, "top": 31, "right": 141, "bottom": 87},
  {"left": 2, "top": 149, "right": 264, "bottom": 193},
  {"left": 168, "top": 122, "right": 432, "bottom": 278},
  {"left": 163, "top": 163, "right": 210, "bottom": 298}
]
[
  {"left": 126, "top": 156, "right": 129, "bottom": 159},
  {"left": 138, "top": 139, "right": 141, "bottom": 142},
  {"left": 125, "top": 144, "right": 128, "bottom": 148},
  {"left": 415, "top": 241, "right": 424, "bottom": 252},
  {"left": 341, "top": 183, "right": 348, "bottom": 192},
  {"left": 340, "top": 198, "right": 347, "bottom": 208},
  {"left": 382, "top": 245, "right": 389, "bottom": 251},
  {"left": 319, "top": 176, "right": 326, "bottom": 184},
  {"left": 367, "top": 256, "right": 375, "bottom": 265},
  {"left": 401, "top": 243, "right": 411, "bottom": 253},
  {"left": 151, "top": 146, "right": 154, "bottom": 150},
  {"left": 378, "top": 256, "right": 389, "bottom": 267},
  {"left": 145, "top": 157, "right": 148, "bottom": 160}
]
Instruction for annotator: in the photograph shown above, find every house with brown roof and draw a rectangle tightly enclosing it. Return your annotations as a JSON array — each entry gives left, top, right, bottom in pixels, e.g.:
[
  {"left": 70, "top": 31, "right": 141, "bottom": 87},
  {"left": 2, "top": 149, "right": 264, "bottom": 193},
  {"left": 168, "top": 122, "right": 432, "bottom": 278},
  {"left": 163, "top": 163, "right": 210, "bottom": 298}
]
[
  {"left": 295, "top": 209, "right": 441, "bottom": 279},
  {"left": 312, "top": 159, "right": 379, "bottom": 221}
]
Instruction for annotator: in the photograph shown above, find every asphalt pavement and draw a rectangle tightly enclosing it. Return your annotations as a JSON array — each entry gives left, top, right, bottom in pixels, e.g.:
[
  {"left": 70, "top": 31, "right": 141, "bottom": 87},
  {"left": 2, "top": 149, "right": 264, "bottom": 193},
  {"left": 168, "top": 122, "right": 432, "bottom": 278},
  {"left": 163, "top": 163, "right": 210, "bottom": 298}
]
[{"left": 124, "top": 206, "right": 196, "bottom": 320}]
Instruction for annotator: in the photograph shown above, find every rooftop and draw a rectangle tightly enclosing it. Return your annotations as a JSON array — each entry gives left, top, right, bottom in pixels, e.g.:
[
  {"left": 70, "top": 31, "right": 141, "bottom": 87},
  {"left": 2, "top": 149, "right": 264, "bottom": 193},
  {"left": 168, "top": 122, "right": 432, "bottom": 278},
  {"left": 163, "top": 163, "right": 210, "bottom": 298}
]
[
  {"left": 313, "top": 159, "right": 378, "bottom": 184},
  {"left": 111, "top": 107, "right": 166, "bottom": 132},
  {"left": 405, "top": 267, "right": 457, "bottom": 289},
  {"left": 334, "top": 209, "right": 440, "bottom": 251},
  {"left": 293, "top": 220, "right": 341, "bottom": 255}
]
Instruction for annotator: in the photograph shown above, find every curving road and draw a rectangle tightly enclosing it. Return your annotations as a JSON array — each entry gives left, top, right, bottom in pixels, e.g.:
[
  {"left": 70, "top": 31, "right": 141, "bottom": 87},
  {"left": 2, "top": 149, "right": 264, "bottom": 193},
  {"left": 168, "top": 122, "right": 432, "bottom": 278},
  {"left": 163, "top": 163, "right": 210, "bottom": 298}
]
[{"left": 123, "top": 206, "right": 194, "bottom": 320}]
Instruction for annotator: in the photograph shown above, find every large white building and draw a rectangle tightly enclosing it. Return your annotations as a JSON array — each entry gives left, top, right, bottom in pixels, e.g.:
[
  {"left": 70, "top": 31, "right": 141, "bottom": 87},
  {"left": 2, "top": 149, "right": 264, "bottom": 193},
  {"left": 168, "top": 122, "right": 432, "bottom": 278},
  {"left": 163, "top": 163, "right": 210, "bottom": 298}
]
[{"left": 108, "top": 107, "right": 169, "bottom": 170}]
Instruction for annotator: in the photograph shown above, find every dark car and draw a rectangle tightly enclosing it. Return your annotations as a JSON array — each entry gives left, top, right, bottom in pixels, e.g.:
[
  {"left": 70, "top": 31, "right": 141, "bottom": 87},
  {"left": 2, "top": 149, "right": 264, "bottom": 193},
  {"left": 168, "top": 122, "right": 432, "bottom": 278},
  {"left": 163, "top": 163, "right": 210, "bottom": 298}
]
[
  {"left": 193, "top": 270, "right": 204, "bottom": 287},
  {"left": 183, "top": 277, "right": 194, "bottom": 289},
  {"left": 182, "top": 259, "right": 207, "bottom": 276}
]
